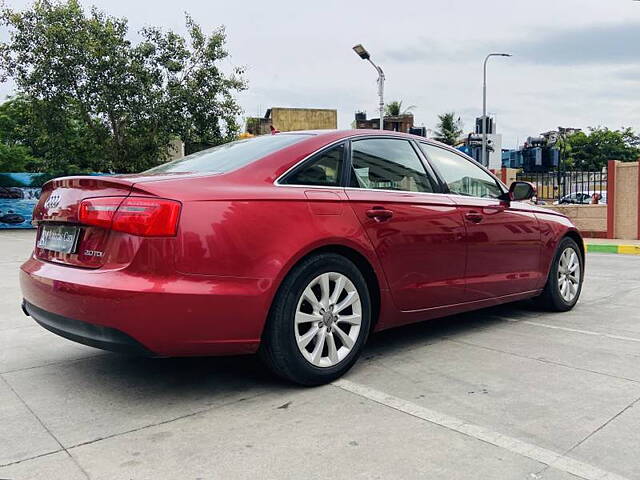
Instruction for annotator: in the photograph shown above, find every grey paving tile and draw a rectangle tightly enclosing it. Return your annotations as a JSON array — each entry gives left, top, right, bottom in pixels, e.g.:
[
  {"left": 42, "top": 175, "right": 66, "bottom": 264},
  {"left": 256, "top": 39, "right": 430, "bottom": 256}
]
[
  {"left": 70, "top": 386, "right": 546, "bottom": 480},
  {"left": 348, "top": 337, "right": 640, "bottom": 454},
  {"left": 0, "top": 451, "right": 86, "bottom": 480},
  {"left": 0, "top": 378, "right": 59, "bottom": 465},
  {"left": 3, "top": 354, "right": 281, "bottom": 448},
  {"left": 570, "top": 396, "right": 640, "bottom": 480},
  {"left": 0, "top": 324, "right": 100, "bottom": 374}
]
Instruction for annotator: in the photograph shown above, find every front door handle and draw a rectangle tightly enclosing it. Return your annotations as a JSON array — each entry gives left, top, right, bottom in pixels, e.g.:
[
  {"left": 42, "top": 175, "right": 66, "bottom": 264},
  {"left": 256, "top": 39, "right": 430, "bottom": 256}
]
[
  {"left": 465, "top": 211, "right": 483, "bottom": 223},
  {"left": 366, "top": 207, "right": 394, "bottom": 221}
]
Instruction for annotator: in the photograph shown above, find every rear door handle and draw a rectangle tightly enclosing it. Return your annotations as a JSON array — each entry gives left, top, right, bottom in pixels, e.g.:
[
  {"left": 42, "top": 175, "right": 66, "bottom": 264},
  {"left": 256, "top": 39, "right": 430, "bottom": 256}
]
[
  {"left": 465, "top": 211, "right": 483, "bottom": 223},
  {"left": 366, "top": 208, "right": 394, "bottom": 221}
]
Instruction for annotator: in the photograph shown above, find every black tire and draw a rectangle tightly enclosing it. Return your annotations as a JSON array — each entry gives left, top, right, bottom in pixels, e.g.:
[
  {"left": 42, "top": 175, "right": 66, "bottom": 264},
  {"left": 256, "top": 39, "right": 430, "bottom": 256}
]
[
  {"left": 259, "top": 253, "right": 372, "bottom": 386},
  {"left": 534, "top": 237, "right": 583, "bottom": 312}
]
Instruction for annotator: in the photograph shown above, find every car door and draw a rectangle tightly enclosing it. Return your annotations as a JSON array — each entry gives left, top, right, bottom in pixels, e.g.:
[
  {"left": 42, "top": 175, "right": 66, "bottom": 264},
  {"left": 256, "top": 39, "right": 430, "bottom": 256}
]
[
  {"left": 562, "top": 193, "right": 579, "bottom": 204},
  {"left": 578, "top": 193, "right": 591, "bottom": 205},
  {"left": 419, "top": 143, "right": 542, "bottom": 301},
  {"left": 345, "top": 137, "right": 467, "bottom": 312}
]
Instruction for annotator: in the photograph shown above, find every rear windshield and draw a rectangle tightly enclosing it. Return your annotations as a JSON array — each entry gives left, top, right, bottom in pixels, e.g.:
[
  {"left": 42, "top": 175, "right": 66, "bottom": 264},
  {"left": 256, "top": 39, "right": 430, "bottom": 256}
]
[{"left": 145, "top": 134, "right": 311, "bottom": 174}]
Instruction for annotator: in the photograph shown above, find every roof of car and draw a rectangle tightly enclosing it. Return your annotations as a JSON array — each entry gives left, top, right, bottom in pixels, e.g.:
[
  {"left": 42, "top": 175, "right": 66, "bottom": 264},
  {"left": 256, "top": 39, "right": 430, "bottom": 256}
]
[{"left": 279, "top": 129, "right": 451, "bottom": 146}]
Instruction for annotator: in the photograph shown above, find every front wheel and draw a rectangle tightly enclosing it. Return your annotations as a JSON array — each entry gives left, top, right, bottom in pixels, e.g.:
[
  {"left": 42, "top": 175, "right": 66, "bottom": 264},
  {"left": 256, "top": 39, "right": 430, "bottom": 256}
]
[
  {"left": 260, "top": 253, "right": 371, "bottom": 386},
  {"left": 534, "top": 237, "right": 583, "bottom": 312}
]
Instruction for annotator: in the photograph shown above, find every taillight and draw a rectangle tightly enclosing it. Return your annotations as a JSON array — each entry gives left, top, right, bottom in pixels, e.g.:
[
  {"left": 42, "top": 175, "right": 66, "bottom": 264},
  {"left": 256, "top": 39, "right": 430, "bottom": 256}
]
[
  {"left": 78, "top": 196, "right": 181, "bottom": 237},
  {"left": 78, "top": 197, "right": 125, "bottom": 229},
  {"left": 113, "top": 197, "right": 181, "bottom": 236}
]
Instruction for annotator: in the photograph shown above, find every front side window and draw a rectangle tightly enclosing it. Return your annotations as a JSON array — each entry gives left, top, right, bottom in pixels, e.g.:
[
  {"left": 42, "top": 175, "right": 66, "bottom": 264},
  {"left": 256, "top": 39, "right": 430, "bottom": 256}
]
[
  {"left": 349, "top": 138, "right": 436, "bottom": 193},
  {"left": 282, "top": 144, "right": 344, "bottom": 186},
  {"left": 420, "top": 143, "right": 502, "bottom": 199}
]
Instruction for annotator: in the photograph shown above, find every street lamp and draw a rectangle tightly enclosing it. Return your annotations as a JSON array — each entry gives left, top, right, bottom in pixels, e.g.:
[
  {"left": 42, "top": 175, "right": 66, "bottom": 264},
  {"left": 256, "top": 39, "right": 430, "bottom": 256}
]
[
  {"left": 482, "top": 53, "right": 512, "bottom": 167},
  {"left": 353, "top": 44, "right": 385, "bottom": 131}
]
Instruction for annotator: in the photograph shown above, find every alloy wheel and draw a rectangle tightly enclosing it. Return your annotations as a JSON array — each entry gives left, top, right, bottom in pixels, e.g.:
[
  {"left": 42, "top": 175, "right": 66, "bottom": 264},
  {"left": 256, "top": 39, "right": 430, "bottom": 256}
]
[
  {"left": 557, "top": 247, "right": 580, "bottom": 302},
  {"left": 294, "top": 272, "right": 362, "bottom": 368}
]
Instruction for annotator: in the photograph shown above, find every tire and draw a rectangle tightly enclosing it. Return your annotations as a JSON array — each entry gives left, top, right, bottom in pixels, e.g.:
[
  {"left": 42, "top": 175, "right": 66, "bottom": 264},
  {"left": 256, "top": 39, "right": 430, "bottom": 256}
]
[
  {"left": 259, "top": 253, "right": 372, "bottom": 386},
  {"left": 534, "top": 237, "right": 583, "bottom": 312}
]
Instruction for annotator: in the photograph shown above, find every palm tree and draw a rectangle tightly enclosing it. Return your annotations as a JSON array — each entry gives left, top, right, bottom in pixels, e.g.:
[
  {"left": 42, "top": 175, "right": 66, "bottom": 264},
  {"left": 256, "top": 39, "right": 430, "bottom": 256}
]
[
  {"left": 384, "top": 100, "right": 415, "bottom": 117},
  {"left": 434, "top": 112, "right": 463, "bottom": 146}
]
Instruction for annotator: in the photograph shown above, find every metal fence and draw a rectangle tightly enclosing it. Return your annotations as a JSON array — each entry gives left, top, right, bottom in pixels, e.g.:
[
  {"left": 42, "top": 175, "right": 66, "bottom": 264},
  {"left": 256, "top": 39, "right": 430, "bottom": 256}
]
[{"left": 516, "top": 169, "right": 608, "bottom": 204}]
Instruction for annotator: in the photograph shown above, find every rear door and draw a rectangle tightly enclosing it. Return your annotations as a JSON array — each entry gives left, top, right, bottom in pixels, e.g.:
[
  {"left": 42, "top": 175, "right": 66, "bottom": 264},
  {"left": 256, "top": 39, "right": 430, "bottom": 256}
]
[
  {"left": 419, "top": 143, "right": 542, "bottom": 301},
  {"left": 345, "top": 137, "right": 467, "bottom": 312}
]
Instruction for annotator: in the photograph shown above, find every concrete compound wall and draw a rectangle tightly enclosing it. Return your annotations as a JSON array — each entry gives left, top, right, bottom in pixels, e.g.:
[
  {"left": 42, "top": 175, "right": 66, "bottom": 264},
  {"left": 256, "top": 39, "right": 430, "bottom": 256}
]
[
  {"left": 609, "top": 160, "right": 639, "bottom": 240},
  {"left": 497, "top": 161, "right": 640, "bottom": 240},
  {"left": 541, "top": 204, "right": 607, "bottom": 237}
]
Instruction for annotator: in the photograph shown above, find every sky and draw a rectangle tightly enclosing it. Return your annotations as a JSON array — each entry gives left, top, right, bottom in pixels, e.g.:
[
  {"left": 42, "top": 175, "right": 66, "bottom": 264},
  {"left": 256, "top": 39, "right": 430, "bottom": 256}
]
[{"left": 1, "top": 0, "right": 640, "bottom": 148}]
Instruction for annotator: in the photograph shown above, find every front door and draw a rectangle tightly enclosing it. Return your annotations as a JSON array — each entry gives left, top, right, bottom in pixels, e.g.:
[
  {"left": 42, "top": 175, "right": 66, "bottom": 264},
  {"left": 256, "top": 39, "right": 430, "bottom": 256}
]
[
  {"left": 345, "top": 137, "right": 467, "bottom": 311},
  {"left": 419, "top": 143, "right": 542, "bottom": 301}
]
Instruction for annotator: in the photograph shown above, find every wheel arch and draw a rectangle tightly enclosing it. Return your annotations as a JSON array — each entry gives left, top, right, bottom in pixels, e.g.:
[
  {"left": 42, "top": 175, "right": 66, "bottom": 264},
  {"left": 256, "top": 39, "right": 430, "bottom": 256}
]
[
  {"left": 265, "top": 242, "right": 384, "bottom": 335},
  {"left": 564, "top": 229, "right": 585, "bottom": 262},
  {"left": 539, "top": 227, "right": 586, "bottom": 290}
]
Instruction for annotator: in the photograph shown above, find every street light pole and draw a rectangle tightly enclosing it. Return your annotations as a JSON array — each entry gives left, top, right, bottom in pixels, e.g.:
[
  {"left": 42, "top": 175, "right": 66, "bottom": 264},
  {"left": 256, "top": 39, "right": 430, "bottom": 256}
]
[
  {"left": 372, "top": 60, "right": 385, "bottom": 131},
  {"left": 353, "top": 44, "right": 385, "bottom": 131},
  {"left": 482, "top": 53, "right": 511, "bottom": 167}
]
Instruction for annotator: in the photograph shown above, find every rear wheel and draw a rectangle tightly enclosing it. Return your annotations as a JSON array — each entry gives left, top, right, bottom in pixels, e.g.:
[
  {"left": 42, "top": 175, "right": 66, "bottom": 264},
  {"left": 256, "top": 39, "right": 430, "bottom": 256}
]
[
  {"left": 260, "top": 253, "right": 371, "bottom": 386},
  {"left": 534, "top": 237, "right": 583, "bottom": 312}
]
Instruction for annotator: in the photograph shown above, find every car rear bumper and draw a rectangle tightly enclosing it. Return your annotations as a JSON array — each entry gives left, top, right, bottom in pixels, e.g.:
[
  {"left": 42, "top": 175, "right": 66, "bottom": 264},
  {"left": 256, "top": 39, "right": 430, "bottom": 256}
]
[
  {"left": 23, "top": 300, "right": 153, "bottom": 355},
  {"left": 20, "top": 257, "right": 273, "bottom": 356}
]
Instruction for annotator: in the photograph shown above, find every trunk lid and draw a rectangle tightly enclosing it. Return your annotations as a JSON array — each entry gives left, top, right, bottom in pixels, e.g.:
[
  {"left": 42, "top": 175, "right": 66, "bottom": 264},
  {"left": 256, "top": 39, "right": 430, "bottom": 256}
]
[{"left": 33, "top": 176, "right": 137, "bottom": 268}]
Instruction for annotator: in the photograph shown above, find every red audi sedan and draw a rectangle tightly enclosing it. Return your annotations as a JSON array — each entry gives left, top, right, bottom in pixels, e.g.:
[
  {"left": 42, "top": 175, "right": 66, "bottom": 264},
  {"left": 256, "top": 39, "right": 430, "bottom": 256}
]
[{"left": 20, "top": 130, "right": 584, "bottom": 385}]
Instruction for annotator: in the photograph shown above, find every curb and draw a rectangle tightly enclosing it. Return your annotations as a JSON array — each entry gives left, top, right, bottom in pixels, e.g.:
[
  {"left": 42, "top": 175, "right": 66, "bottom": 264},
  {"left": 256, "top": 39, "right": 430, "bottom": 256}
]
[{"left": 585, "top": 244, "right": 640, "bottom": 255}]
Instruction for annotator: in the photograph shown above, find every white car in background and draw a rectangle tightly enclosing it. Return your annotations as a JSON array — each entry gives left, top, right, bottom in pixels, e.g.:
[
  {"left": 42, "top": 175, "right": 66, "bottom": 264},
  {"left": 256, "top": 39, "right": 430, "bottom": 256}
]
[{"left": 554, "top": 191, "right": 607, "bottom": 205}]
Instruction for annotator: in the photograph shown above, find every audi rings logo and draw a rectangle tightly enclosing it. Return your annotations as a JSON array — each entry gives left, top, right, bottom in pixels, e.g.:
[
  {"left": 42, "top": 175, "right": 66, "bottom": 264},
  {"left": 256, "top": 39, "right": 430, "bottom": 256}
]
[{"left": 44, "top": 194, "right": 61, "bottom": 209}]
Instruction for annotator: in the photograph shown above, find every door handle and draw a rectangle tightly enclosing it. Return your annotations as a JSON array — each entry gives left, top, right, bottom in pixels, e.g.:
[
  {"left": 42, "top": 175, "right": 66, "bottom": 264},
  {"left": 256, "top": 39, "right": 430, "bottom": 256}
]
[
  {"left": 366, "top": 207, "right": 394, "bottom": 221},
  {"left": 465, "top": 211, "right": 483, "bottom": 223}
]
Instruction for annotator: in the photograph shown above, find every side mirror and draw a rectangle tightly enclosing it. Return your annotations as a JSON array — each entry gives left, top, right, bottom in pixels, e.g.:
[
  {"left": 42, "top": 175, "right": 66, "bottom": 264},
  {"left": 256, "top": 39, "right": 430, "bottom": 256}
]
[{"left": 508, "top": 181, "right": 536, "bottom": 202}]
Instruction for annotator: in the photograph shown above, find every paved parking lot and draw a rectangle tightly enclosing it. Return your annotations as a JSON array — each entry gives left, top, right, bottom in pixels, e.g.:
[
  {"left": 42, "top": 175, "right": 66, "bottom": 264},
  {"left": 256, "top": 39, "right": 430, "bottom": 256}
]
[{"left": 2, "top": 229, "right": 639, "bottom": 480}]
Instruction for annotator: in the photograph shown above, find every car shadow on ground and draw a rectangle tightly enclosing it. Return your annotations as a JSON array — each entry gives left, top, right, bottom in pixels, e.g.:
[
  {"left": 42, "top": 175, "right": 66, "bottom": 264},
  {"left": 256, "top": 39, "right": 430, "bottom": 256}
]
[
  {"left": 50, "top": 300, "right": 542, "bottom": 406},
  {"left": 361, "top": 300, "right": 541, "bottom": 361}
]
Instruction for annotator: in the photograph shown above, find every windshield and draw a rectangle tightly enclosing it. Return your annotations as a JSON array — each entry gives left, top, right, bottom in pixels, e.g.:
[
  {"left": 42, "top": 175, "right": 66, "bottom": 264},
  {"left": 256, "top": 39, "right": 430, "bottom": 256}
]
[{"left": 145, "top": 134, "right": 312, "bottom": 174}]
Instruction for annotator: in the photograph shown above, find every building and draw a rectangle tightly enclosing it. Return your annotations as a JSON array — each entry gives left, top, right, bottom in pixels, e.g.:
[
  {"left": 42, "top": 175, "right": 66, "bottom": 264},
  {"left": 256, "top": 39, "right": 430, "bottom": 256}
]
[
  {"left": 501, "top": 127, "right": 580, "bottom": 172},
  {"left": 354, "top": 112, "right": 415, "bottom": 133},
  {"left": 246, "top": 107, "right": 337, "bottom": 135},
  {"left": 540, "top": 127, "right": 582, "bottom": 146},
  {"left": 502, "top": 149, "right": 524, "bottom": 169},
  {"left": 462, "top": 116, "right": 503, "bottom": 170}
]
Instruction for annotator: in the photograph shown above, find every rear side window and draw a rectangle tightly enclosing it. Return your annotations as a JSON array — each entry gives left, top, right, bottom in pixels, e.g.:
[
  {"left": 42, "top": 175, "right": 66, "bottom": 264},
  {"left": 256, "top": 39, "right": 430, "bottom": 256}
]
[
  {"left": 281, "top": 144, "right": 345, "bottom": 186},
  {"left": 145, "top": 134, "right": 310, "bottom": 174},
  {"left": 349, "top": 138, "right": 436, "bottom": 193}
]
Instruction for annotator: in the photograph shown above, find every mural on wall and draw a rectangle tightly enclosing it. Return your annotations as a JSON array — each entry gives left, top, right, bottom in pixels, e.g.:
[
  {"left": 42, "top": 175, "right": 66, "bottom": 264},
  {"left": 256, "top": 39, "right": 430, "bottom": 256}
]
[
  {"left": 1, "top": 173, "right": 110, "bottom": 229},
  {"left": 0, "top": 173, "right": 45, "bottom": 229}
]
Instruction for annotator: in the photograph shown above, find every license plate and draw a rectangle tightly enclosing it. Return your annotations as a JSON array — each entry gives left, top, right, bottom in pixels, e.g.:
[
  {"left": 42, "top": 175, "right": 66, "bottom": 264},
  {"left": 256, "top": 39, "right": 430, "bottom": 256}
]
[{"left": 37, "top": 225, "right": 80, "bottom": 254}]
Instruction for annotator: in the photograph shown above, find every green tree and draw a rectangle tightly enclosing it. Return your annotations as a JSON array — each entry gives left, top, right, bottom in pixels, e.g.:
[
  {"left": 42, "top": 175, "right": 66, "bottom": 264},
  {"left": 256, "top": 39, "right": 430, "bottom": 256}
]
[
  {"left": 0, "top": 96, "right": 36, "bottom": 171},
  {"left": 0, "top": 0, "right": 246, "bottom": 173},
  {"left": 384, "top": 100, "right": 415, "bottom": 117},
  {"left": 140, "top": 16, "right": 246, "bottom": 154},
  {"left": 0, "top": 143, "right": 36, "bottom": 171},
  {"left": 434, "top": 112, "right": 463, "bottom": 146},
  {"left": 0, "top": 95, "right": 104, "bottom": 173},
  {"left": 565, "top": 127, "right": 640, "bottom": 171}
]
